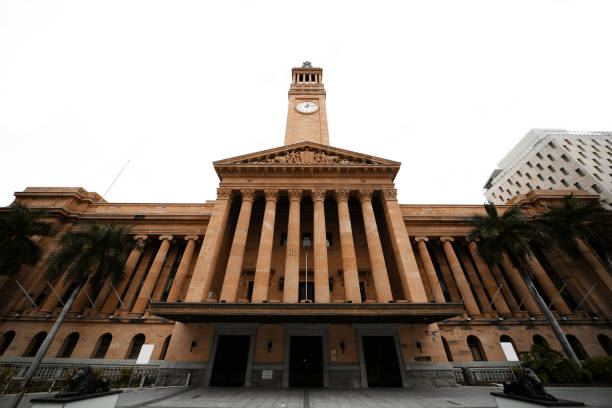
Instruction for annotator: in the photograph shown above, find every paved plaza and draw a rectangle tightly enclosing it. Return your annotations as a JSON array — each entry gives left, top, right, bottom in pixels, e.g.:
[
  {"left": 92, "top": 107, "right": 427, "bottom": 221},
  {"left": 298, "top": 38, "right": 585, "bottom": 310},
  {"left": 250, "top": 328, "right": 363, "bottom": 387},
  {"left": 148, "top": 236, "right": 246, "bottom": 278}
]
[{"left": 1, "top": 386, "right": 611, "bottom": 408}]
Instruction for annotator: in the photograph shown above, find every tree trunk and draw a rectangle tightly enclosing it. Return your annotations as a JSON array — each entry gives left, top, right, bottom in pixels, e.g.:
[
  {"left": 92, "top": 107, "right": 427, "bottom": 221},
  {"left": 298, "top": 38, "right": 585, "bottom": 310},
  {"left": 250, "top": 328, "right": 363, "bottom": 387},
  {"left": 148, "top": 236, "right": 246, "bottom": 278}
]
[
  {"left": 518, "top": 258, "right": 582, "bottom": 367},
  {"left": 0, "top": 274, "right": 8, "bottom": 292},
  {"left": 9, "top": 279, "right": 85, "bottom": 408}
]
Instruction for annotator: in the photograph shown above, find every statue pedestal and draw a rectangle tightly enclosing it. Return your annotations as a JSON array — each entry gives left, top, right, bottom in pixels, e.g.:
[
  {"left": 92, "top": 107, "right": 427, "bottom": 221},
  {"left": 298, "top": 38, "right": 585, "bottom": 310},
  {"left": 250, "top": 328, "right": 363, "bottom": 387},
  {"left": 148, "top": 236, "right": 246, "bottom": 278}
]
[
  {"left": 491, "top": 392, "right": 584, "bottom": 408},
  {"left": 31, "top": 391, "right": 122, "bottom": 408}
]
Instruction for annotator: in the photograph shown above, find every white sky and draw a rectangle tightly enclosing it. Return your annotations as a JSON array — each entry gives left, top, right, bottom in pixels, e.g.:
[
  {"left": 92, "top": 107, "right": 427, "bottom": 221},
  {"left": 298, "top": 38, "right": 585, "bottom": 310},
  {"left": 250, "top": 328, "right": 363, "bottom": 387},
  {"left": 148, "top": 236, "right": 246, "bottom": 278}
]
[{"left": 1, "top": 1, "right": 611, "bottom": 207}]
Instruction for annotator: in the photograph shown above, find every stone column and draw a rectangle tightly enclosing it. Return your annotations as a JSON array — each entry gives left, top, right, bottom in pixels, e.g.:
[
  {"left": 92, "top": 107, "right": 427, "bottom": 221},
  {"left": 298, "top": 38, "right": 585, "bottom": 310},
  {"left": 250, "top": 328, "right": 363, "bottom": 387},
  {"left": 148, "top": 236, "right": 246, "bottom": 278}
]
[
  {"left": 577, "top": 238, "right": 612, "bottom": 292},
  {"left": 185, "top": 188, "right": 233, "bottom": 302},
  {"left": 381, "top": 189, "right": 428, "bottom": 303},
  {"left": 312, "top": 189, "right": 330, "bottom": 303},
  {"left": 500, "top": 254, "right": 540, "bottom": 315},
  {"left": 358, "top": 190, "right": 393, "bottom": 303},
  {"left": 132, "top": 235, "right": 173, "bottom": 314},
  {"left": 166, "top": 236, "right": 199, "bottom": 302},
  {"left": 490, "top": 264, "right": 521, "bottom": 313},
  {"left": 458, "top": 247, "right": 493, "bottom": 315},
  {"left": 283, "top": 189, "right": 302, "bottom": 303},
  {"left": 525, "top": 255, "right": 572, "bottom": 315},
  {"left": 414, "top": 237, "right": 445, "bottom": 303},
  {"left": 251, "top": 189, "right": 279, "bottom": 303},
  {"left": 92, "top": 279, "right": 112, "bottom": 311},
  {"left": 467, "top": 241, "right": 511, "bottom": 316},
  {"left": 335, "top": 189, "right": 361, "bottom": 303},
  {"left": 440, "top": 237, "right": 480, "bottom": 316},
  {"left": 219, "top": 189, "right": 256, "bottom": 303}
]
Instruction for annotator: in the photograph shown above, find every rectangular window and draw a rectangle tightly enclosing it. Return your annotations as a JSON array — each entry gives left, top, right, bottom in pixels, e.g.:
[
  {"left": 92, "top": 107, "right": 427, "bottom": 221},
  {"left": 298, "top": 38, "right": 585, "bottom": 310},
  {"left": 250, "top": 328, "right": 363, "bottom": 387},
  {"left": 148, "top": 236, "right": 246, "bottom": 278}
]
[
  {"left": 594, "top": 173, "right": 602, "bottom": 181},
  {"left": 537, "top": 174, "right": 544, "bottom": 180},
  {"left": 592, "top": 184, "right": 603, "bottom": 193},
  {"left": 561, "top": 179, "right": 569, "bottom": 187},
  {"left": 302, "top": 233, "right": 312, "bottom": 247},
  {"left": 579, "top": 151, "right": 586, "bottom": 158},
  {"left": 578, "top": 158, "right": 585, "bottom": 165},
  {"left": 575, "top": 168, "right": 585, "bottom": 176},
  {"left": 547, "top": 154, "right": 555, "bottom": 161},
  {"left": 578, "top": 145, "right": 585, "bottom": 151},
  {"left": 592, "top": 145, "right": 600, "bottom": 152},
  {"left": 548, "top": 165, "right": 556, "bottom": 172},
  {"left": 526, "top": 172, "right": 532, "bottom": 179},
  {"left": 593, "top": 158, "right": 601, "bottom": 165},
  {"left": 548, "top": 141, "right": 556, "bottom": 148},
  {"left": 561, "top": 154, "right": 570, "bottom": 162},
  {"left": 548, "top": 176, "right": 556, "bottom": 184},
  {"left": 536, "top": 163, "right": 544, "bottom": 170},
  {"left": 595, "top": 166, "right": 602, "bottom": 173},
  {"left": 526, "top": 182, "right": 532, "bottom": 189},
  {"left": 498, "top": 186, "right": 504, "bottom": 193},
  {"left": 565, "top": 139, "right": 572, "bottom": 145},
  {"left": 526, "top": 161, "right": 533, "bottom": 168},
  {"left": 506, "top": 189, "right": 511, "bottom": 195},
  {"left": 593, "top": 139, "right": 600, "bottom": 146},
  {"left": 516, "top": 170, "right": 522, "bottom": 177},
  {"left": 516, "top": 181, "right": 522, "bottom": 187},
  {"left": 560, "top": 167, "right": 569, "bottom": 175},
  {"left": 574, "top": 182, "right": 584, "bottom": 190},
  {"left": 594, "top": 151, "right": 601, "bottom": 158},
  {"left": 536, "top": 152, "right": 543, "bottom": 159}
]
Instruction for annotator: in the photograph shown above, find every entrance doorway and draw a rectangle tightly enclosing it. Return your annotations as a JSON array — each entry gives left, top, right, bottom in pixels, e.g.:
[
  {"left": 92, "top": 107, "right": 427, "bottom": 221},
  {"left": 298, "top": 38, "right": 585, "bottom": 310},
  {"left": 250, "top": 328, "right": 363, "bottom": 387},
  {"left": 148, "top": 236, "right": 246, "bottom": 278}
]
[
  {"left": 298, "top": 281, "right": 314, "bottom": 302},
  {"left": 210, "top": 335, "right": 250, "bottom": 386},
  {"left": 362, "top": 336, "right": 402, "bottom": 387},
  {"left": 289, "top": 336, "right": 323, "bottom": 387}
]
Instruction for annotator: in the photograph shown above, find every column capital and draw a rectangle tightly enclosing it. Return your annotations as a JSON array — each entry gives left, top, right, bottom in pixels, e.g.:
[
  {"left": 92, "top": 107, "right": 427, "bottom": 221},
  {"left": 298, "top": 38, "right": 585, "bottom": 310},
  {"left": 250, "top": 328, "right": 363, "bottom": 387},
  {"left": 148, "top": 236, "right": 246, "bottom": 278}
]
[
  {"left": 440, "top": 236, "right": 455, "bottom": 243},
  {"left": 414, "top": 236, "right": 429, "bottom": 243},
  {"left": 240, "top": 188, "right": 256, "bottom": 202},
  {"left": 334, "top": 189, "right": 350, "bottom": 202},
  {"left": 217, "top": 188, "right": 233, "bottom": 200},
  {"left": 382, "top": 189, "right": 398, "bottom": 202},
  {"left": 465, "top": 236, "right": 478, "bottom": 243},
  {"left": 311, "top": 189, "right": 326, "bottom": 202},
  {"left": 358, "top": 189, "right": 373, "bottom": 203},
  {"left": 288, "top": 188, "right": 303, "bottom": 202},
  {"left": 133, "top": 234, "right": 148, "bottom": 242},
  {"left": 185, "top": 235, "right": 199, "bottom": 241},
  {"left": 159, "top": 235, "right": 174, "bottom": 241},
  {"left": 264, "top": 188, "right": 279, "bottom": 202}
]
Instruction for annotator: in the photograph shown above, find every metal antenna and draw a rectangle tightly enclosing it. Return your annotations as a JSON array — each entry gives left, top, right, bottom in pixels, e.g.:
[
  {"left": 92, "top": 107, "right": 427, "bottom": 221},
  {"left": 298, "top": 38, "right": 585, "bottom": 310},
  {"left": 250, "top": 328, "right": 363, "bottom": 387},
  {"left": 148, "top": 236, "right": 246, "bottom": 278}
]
[{"left": 103, "top": 160, "right": 130, "bottom": 199}]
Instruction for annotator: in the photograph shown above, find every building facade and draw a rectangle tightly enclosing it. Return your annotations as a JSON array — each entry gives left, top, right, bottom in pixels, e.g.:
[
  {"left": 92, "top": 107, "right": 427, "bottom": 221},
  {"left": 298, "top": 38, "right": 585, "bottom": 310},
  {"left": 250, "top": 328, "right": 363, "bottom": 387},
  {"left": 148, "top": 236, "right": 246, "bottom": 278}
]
[
  {"left": 484, "top": 129, "right": 612, "bottom": 207},
  {"left": 1, "top": 64, "right": 611, "bottom": 388}
]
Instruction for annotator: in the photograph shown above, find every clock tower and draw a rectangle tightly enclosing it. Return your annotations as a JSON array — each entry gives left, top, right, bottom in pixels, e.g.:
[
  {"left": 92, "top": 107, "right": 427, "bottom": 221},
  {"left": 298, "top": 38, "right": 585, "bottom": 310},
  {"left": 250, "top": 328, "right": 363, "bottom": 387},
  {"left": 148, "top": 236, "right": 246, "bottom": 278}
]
[{"left": 284, "top": 61, "right": 330, "bottom": 146}]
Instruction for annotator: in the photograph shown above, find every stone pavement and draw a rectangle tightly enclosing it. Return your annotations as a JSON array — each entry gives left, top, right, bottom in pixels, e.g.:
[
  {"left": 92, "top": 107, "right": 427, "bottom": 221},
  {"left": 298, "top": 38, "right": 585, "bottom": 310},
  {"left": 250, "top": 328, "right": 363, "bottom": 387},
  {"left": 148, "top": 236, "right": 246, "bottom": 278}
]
[{"left": 1, "top": 386, "right": 611, "bottom": 408}]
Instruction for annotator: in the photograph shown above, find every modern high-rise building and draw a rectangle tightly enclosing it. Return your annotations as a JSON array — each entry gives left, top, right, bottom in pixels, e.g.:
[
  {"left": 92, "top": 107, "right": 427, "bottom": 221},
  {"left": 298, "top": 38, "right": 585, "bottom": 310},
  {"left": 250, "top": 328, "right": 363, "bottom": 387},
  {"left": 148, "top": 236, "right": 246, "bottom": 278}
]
[
  {"left": 1, "top": 65, "right": 611, "bottom": 389},
  {"left": 484, "top": 129, "right": 612, "bottom": 207}
]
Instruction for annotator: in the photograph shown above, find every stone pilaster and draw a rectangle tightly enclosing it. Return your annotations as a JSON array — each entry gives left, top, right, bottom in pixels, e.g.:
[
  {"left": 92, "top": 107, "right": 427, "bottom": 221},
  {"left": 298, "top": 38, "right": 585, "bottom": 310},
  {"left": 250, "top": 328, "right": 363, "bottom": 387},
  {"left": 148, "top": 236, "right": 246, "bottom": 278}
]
[
  {"left": 440, "top": 237, "right": 480, "bottom": 316},
  {"left": 219, "top": 189, "right": 256, "bottom": 303},
  {"left": 283, "top": 189, "right": 302, "bottom": 303},
  {"left": 358, "top": 190, "right": 393, "bottom": 303},
  {"left": 166, "top": 236, "right": 199, "bottom": 303},
  {"left": 335, "top": 189, "right": 361, "bottom": 303},
  {"left": 185, "top": 188, "right": 233, "bottom": 302},
  {"left": 414, "top": 237, "right": 445, "bottom": 303},
  {"left": 381, "top": 189, "right": 428, "bottom": 303},
  {"left": 132, "top": 235, "right": 173, "bottom": 314},
  {"left": 251, "top": 189, "right": 279, "bottom": 303},
  {"left": 312, "top": 189, "right": 330, "bottom": 303}
]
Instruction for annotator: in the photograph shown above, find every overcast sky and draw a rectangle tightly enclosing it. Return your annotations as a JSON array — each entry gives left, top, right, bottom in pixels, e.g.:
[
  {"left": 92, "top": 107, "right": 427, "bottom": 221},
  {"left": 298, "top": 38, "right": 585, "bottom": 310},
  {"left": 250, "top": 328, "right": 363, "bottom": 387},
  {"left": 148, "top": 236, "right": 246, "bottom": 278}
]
[{"left": 1, "top": 1, "right": 611, "bottom": 207}]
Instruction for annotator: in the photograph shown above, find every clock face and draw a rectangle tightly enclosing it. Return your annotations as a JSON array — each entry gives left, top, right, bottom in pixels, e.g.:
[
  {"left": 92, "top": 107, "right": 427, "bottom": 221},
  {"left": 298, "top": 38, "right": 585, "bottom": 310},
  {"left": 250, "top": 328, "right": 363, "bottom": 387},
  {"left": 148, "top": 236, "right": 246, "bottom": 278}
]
[{"left": 296, "top": 101, "right": 318, "bottom": 113}]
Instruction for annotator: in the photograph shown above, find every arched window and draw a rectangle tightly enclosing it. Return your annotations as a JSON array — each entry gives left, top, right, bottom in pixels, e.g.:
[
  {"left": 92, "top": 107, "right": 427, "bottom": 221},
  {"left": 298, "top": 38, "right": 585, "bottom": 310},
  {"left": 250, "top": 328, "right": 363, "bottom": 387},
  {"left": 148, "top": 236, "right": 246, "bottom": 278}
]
[
  {"left": 441, "top": 336, "right": 453, "bottom": 362},
  {"left": 467, "top": 335, "right": 487, "bottom": 361},
  {"left": 159, "top": 335, "right": 171, "bottom": 360},
  {"left": 533, "top": 335, "right": 550, "bottom": 349},
  {"left": 597, "top": 334, "right": 612, "bottom": 356},
  {"left": 126, "top": 334, "right": 145, "bottom": 359},
  {"left": 92, "top": 333, "right": 112, "bottom": 359},
  {"left": 23, "top": 332, "right": 47, "bottom": 357},
  {"left": 500, "top": 335, "right": 518, "bottom": 359},
  {"left": 566, "top": 335, "right": 588, "bottom": 360},
  {"left": 57, "top": 332, "right": 79, "bottom": 358},
  {"left": 0, "top": 331, "right": 16, "bottom": 356}
]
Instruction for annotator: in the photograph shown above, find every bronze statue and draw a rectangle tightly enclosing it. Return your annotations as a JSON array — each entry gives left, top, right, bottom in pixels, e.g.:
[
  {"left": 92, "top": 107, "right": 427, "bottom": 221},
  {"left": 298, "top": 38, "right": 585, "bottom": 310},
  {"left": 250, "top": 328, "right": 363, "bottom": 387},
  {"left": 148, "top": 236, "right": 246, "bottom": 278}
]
[
  {"left": 503, "top": 368, "right": 556, "bottom": 401},
  {"left": 55, "top": 366, "right": 109, "bottom": 397}
]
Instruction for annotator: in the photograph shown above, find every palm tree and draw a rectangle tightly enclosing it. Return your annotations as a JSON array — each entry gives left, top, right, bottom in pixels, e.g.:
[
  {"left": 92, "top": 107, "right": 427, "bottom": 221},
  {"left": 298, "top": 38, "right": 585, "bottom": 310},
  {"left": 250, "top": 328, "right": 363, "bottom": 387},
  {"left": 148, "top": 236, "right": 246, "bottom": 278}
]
[
  {"left": 540, "top": 194, "right": 612, "bottom": 291},
  {"left": 0, "top": 203, "right": 55, "bottom": 290},
  {"left": 469, "top": 203, "right": 581, "bottom": 366},
  {"left": 11, "top": 222, "right": 135, "bottom": 408}
]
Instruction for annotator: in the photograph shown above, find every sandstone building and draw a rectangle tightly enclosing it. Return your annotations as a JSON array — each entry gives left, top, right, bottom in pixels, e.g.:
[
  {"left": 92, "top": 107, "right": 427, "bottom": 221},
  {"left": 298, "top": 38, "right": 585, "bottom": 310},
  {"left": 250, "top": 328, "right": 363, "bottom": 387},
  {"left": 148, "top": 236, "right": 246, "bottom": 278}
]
[{"left": 1, "top": 64, "right": 611, "bottom": 388}]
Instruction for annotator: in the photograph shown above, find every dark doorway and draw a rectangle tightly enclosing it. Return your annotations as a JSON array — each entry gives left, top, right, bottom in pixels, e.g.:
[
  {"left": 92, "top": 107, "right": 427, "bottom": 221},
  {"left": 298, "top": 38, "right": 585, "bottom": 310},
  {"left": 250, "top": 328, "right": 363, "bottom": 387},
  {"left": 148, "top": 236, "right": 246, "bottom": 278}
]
[
  {"left": 289, "top": 336, "right": 323, "bottom": 387},
  {"left": 210, "top": 335, "right": 251, "bottom": 386},
  {"left": 362, "top": 336, "right": 402, "bottom": 387},
  {"left": 298, "top": 281, "right": 314, "bottom": 302}
]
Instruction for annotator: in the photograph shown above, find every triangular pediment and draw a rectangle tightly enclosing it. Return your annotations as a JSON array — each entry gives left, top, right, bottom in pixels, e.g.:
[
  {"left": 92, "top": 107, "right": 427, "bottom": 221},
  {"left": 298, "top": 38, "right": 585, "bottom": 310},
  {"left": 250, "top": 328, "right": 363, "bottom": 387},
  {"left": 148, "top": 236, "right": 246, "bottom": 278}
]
[{"left": 214, "top": 142, "right": 400, "bottom": 167}]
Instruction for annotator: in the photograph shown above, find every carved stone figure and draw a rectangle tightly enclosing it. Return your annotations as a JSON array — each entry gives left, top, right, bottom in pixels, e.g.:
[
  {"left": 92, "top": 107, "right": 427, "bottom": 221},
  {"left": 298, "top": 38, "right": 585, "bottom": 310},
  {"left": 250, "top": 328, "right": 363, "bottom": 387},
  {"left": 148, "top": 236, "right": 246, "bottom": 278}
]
[
  {"left": 503, "top": 368, "right": 557, "bottom": 401},
  {"left": 250, "top": 149, "right": 367, "bottom": 165},
  {"left": 55, "top": 366, "right": 109, "bottom": 397}
]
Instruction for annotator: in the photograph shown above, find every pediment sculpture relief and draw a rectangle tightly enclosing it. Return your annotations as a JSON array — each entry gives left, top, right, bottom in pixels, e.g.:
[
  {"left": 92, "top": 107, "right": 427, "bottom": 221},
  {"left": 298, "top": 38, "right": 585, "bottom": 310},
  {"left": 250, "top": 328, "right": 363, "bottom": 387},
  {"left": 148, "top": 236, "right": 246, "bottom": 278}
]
[{"left": 247, "top": 149, "right": 375, "bottom": 165}]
